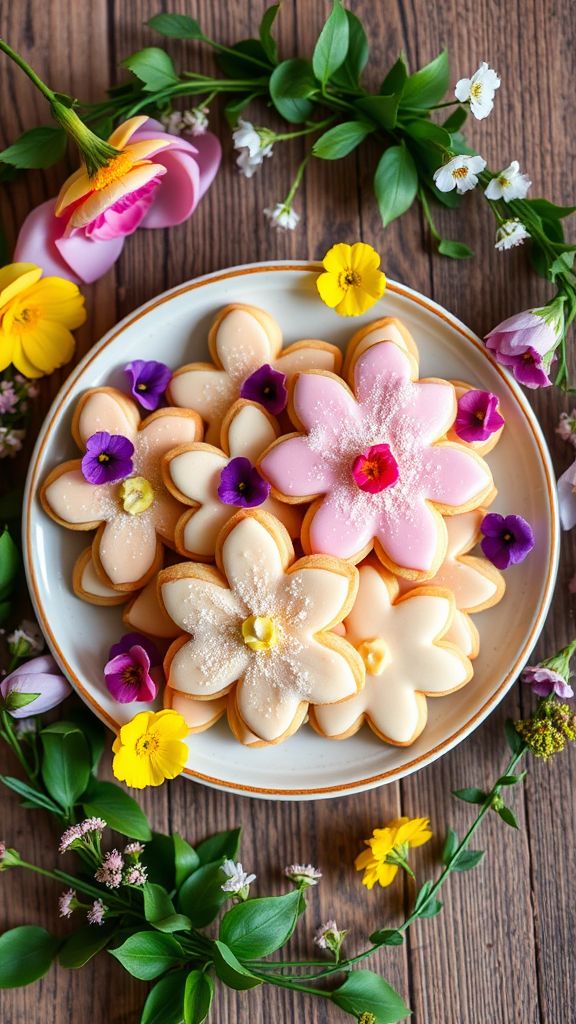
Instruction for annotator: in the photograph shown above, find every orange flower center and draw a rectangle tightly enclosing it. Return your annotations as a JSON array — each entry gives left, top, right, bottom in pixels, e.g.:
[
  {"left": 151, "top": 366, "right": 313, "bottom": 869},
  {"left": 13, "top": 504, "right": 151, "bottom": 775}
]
[
  {"left": 452, "top": 166, "right": 469, "bottom": 179},
  {"left": 339, "top": 269, "right": 361, "bottom": 288},
  {"left": 90, "top": 152, "right": 134, "bottom": 191},
  {"left": 135, "top": 730, "right": 160, "bottom": 756}
]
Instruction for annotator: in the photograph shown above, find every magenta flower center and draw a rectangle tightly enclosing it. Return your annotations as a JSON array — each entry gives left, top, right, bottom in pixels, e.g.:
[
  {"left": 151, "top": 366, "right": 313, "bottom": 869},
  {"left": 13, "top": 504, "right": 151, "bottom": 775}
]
[{"left": 351, "top": 444, "right": 399, "bottom": 493}]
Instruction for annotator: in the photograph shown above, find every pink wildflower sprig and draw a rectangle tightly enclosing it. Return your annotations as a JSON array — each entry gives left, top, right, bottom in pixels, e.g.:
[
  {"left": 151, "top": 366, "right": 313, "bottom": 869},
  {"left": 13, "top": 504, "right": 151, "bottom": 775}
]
[
  {"left": 87, "top": 898, "right": 108, "bottom": 926},
  {"left": 94, "top": 849, "right": 124, "bottom": 889},
  {"left": 59, "top": 817, "right": 107, "bottom": 861},
  {"left": 0, "top": 372, "right": 39, "bottom": 460}
]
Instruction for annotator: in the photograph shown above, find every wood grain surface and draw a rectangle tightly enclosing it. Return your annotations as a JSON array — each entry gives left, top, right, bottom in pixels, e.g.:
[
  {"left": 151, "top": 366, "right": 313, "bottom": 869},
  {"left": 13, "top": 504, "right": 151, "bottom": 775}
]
[{"left": 0, "top": 2, "right": 575, "bottom": 1022}]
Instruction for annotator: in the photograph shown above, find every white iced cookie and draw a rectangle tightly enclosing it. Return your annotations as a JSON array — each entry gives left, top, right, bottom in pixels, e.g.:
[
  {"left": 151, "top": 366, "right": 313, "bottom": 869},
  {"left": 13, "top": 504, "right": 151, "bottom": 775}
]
[
  {"left": 72, "top": 548, "right": 129, "bottom": 606},
  {"left": 168, "top": 304, "right": 342, "bottom": 444},
  {"left": 163, "top": 399, "right": 301, "bottom": 560},
  {"left": 397, "top": 508, "right": 505, "bottom": 658},
  {"left": 123, "top": 578, "right": 181, "bottom": 640},
  {"left": 310, "top": 560, "right": 473, "bottom": 746},
  {"left": 164, "top": 688, "right": 227, "bottom": 733},
  {"left": 159, "top": 510, "right": 364, "bottom": 746},
  {"left": 41, "top": 387, "right": 202, "bottom": 591}
]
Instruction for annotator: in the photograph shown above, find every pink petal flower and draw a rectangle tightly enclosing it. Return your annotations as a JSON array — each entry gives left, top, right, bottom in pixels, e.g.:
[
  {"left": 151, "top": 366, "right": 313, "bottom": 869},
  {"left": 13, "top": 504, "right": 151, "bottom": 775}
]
[
  {"left": 1, "top": 655, "right": 71, "bottom": 718},
  {"left": 13, "top": 199, "right": 125, "bottom": 284}
]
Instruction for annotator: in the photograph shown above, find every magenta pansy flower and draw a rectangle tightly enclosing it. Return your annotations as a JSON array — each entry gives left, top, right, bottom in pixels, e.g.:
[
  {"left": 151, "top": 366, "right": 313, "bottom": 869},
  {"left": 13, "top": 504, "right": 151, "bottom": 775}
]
[
  {"left": 454, "top": 390, "right": 505, "bottom": 443},
  {"left": 351, "top": 444, "right": 399, "bottom": 493},
  {"left": 104, "top": 632, "right": 161, "bottom": 704},
  {"left": 261, "top": 339, "right": 493, "bottom": 576},
  {"left": 522, "top": 665, "right": 573, "bottom": 699},
  {"left": 217, "top": 456, "right": 271, "bottom": 508},
  {"left": 240, "top": 364, "right": 288, "bottom": 415},
  {"left": 480, "top": 512, "right": 534, "bottom": 569},
  {"left": 13, "top": 117, "right": 222, "bottom": 284},
  {"left": 81, "top": 432, "right": 134, "bottom": 485},
  {"left": 0, "top": 655, "right": 71, "bottom": 718},
  {"left": 124, "top": 360, "right": 172, "bottom": 411}
]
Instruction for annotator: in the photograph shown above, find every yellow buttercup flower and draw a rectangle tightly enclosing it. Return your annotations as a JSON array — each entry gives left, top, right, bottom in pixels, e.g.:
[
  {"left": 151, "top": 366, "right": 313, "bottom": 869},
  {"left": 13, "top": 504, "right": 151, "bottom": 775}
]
[
  {"left": 0, "top": 263, "right": 86, "bottom": 378},
  {"left": 355, "top": 816, "right": 432, "bottom": 889},
  {"left": 241, "top": 614, "right": 279, "bottom": 652},
  {"left": 112, "top": 709, "right": 189, "bottom": 789},
  {"left": 316, "top": 242, "right": 386, "bottom": 317},
  {"left": 119, "top": 476, "right": 155, "bottom": 515}
]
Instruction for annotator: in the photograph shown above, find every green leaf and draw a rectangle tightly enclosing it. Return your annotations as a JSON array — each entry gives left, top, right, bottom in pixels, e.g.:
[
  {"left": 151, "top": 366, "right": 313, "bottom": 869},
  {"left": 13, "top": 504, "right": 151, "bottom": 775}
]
[
  {"left": 451, "top": 848, "right": 485, "bottom": 872},
  {"left": 404, "top": 119, "right": 451, "bottom": 148},
  {"left": 147, "top": 13, "right": 205, "bottom": 39},
  {"left": 374, "top": 145, "right": 418, "bottom": 228},
  {"left": 504, "top": 719, "right": 524, "bottom": 755},
  {"left": 413, "top": 880, "right": 432, "bottom": 910},
  {"left": 441, "top": 828, "right": 459, "bottom": 865},
  {"left": 369, "top": 928, "right": 404, "bottom": 946},
  {"left": 442, "top": 106, "right": 468, "bottom": 133},
  {"left": 331, "top": 969, "right": 411, "bottom": 1023},
  {"left": 211, "top": 940, "right": 262, "bottom": 990},
  {"left": 142, "top": 831, "right": 176, "bottom": 888},
  {"left": 121, "top": 48, "right": 179, "bottom": 92},
  {"left": 66, "top": 707, "right": 106, "bottom": 773},
  {"left": 496, "top": 772, "right": 527, "bottom": 786},
  {"left": 4, "top": 691, "right": 40, "bottom": 712},
  {"left": 220, "top": 890, "right": 302, "bottom": 959},
  {"left": 224, "top": 92, "right": 260, "bottom": 128},
  {"left": 216, "top": 40, "right": 271, "bottom": 79},
  {"left": 82, "top": 779, "right": 152, "bottom": 841},
  {"left": 259, "top": 4, "right": 280, "bottom": 64},
  {"left": 313, "top": 120, "right": 373, "bottom": 160},
  {"left": 177, "top": 860, "right": 229, "bottom": 927},
  {"left": 174, "top": 833, "right": 200, "bottom": 888},
  {"left": 438, "top": 239, "right": 474, "bottom": 260},
  {"left": 449, "top": 130, "right": 475, "bottom": 156},
  {"left": 40, "top": 724, "right": 91, "bottom": 810},
  {"left": 143, "top": 883, "right": 192, "bottom": 933},
  {"left": 0, "top": 774, "right": 61, "bottom": 814},
  {"left": 312, "top": 0, "right": 349, "bottom": 86},
  {"left": 0, "top": 527, "right": 19, "bottom": 601},
  {"left": 0, "top": 926, "right": 60, "bottom": 987},
  {"left": 196, "top": 828, "right": 241, "bottom": 866},
  {"left": 109, "top": 931, "right": 183, "bottom": 980},
  {"left": 269, "top": 59, "right": 318, "bottom": 123},
  {"left": 59, "top": 925, "right": 113, "bottom": 968},
  {"left": 380, "top": 55, "right": 408, "bottom": 97},
  {"left": 428, "top": 181, "right": 461, "bottom": 208},
  {"left": 525, "top": 198, "right": 576, "bottom": 219},
  {"left": 497, "top": 805, "right": 519, "bottom": 829},
  {"left": 417, "top": 898, "right": 443, "bottom": 919},
  {"left": 141, "top": 970, "right": 188, "bottom": 1024},
  {"left": 0, "top": 126, "right": 67, "bottom": 169},
  {"left": 401, "top": 49, "right": 449, "bottom": 109},
  {"left": 357, "top": 94, "right": 400, "bottom": 131},
  {"left": 184, "top": 970, "right": 214, "bottom": 1024},
  {"left": 331, "top": 11, "right": 369, "bottom": 89},
  {"left": 550, "top": 252, "right": 576, "bottom": 280},
  {"left": 452, "top": 786, "right": 487, "bottom": 804}
]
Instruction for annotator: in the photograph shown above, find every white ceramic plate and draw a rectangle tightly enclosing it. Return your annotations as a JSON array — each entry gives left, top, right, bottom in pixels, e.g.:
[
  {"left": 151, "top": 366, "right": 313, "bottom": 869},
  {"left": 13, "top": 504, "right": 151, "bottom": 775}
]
[{"left": 23, "top": 262, "right": 559, "bottom": 800}]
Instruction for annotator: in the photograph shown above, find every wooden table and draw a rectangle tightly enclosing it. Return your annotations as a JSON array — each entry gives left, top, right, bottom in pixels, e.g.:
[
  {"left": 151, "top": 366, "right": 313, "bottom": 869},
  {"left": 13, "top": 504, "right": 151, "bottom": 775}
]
[{"left": 1, "top": 2, "right": 574, "bottom": 1021}]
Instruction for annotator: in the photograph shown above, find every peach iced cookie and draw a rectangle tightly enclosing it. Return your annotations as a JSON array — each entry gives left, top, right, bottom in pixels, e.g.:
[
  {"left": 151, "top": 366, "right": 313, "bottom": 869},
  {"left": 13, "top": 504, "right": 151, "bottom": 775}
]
[
  {"left": 310, "top": 560, "right": 473, "bottom": 746},
  {"left": 158, "top": 509, "right": 364, "bottom": 746}
]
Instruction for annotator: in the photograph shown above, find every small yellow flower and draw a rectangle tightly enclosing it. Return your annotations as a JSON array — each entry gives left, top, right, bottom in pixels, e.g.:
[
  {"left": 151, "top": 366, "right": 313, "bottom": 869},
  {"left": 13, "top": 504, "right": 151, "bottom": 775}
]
[
  {"left": 355, "top": 816, "right": 432, "bottom": 889},
  {"left": 112, "top": 709, "right": 189, "bottom": 789},
  {"left": 316, "top": 242, "right": 386, "bottom": 317},
  {"left": 119, "top": 476, "right": 155, "bottom": 515},
  {"left": 0, "top": 263, "right": 86, "bottom": 378},
  {"left": 241, "top": 614, "right": 279, "bottom": 652}
]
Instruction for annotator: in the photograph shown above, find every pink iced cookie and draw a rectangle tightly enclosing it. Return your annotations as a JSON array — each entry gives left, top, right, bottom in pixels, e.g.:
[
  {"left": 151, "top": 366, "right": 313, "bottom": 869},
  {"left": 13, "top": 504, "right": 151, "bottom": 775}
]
[
  {"left": 261, "top": 337, "right": 494, "bottom": 579},
  {"left": 159, "top": 510, "right": 363, "bottom": 746},
  {"left": 311, "top": 560, "right": 473, "bottom": 746},
  {"left": 163, "top": 399, "right": 301, "bottom": 560},
  {"left": 41, "top": 387, "right": 202, "bottom": 590},
  {"left": 168, "top": 304, "right": 342, "bottom": 443}
]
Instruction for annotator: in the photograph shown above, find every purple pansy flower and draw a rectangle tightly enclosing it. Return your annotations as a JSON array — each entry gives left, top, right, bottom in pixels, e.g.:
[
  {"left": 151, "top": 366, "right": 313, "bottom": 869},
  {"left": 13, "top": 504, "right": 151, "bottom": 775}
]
[
  {"left": 81, "top": 432, "right": 134, "bottom": 485},
  {"left": 522, "top": 665, "right": 574, "bottom": 699},
  {"left": 0, "top": 655, "right": 71, "bottom": 718},
  {"left": 240, "top": 364, "right": 288, "bottom": 415},
  {"left": 104, "top": 633, "right": 161, "bottom": 704},
  {"left": 124, "top": 360, "right": 172, "bottom": 411},
  {"left": 217, "top": 457, "right": 271, "bottom": 508},
  {"left": 480, "top": 512, "right": 534, "bottom": 570},
  {"left": 454, "top": 390, "right": 505, "bottom": 443}
]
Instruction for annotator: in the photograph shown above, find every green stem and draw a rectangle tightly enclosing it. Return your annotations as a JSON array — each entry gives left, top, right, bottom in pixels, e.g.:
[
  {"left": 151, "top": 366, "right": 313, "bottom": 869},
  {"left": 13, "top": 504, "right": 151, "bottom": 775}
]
[
  {"left": 249, "top": 969, "right": 327, "bottom": 997},
  {"left": 0, "top": 38, "right": 55, "bottom": 103},
  {"left": 0, "top": 711, "right": 35, "bottom": 780},
  {"left": 275, "top": 117, "right": 334, "bottom": 142},
  {"left": 418, "top": 187, "right": 441, "bottom": 241},
  {"left": 283, "top": 155, "right": 311, "bottom": 209}
]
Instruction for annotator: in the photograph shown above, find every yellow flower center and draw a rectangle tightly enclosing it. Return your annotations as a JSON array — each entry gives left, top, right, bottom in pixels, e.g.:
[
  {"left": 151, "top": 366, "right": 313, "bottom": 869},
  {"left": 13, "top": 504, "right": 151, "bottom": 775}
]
[
  {"left": 470, "top": 82, "right": 483, "bottom": 99},
  {"left": 339, "top": 269, "right": 361, "bottom": 289},
  {"left": 11, "top": 304, "right": 40, "bottom": 332},
  {"left": 119, "top": 476, "right": 154, "bottom": 515},
  {"left": 452, "top": 166, "right": 469, "bottom": 179},
  {"left": 241, "top": 614, "right": 278, "bottom": 652},
  {"left": 356, "top": 638, "right": 389, "bottom": 675},
  {"left": 90, "top": 152, "right": 134, "bottom": 191},
  {"left": 498, "top": 175, "right": 510, "bottom": 188},
  {"left": 135, "top": 730, "right": 160, "bottom": 756}
]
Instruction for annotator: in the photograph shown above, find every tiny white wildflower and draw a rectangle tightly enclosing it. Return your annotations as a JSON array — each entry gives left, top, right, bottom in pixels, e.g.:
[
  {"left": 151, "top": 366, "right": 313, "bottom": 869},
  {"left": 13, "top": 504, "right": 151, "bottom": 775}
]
[
  {"left": 221, "top": 859, "right": 256, "bottom": 898},
  {"left": 161, "top": 111, "right": 186, "bottom": 135},
  {"left": 454, "top": 62, "right": 501, "bottom": 119},
  {"left": 495, "top": 218, "right": 530, "bottom": 250},
  {"left": 284, "top": 864, "right": 322, "bottom": 888},
  {"left": 233, "top": 119, "right": 274, "bottom": 178},
  {"left": 264, "top": 203, "right": 300, "bottom": 231},
  {"left": 182, "top": 107, "right": 209, "bottom": 136},
  {"left": 484, "top": 161, "right": 532, "bottom": 202},
  {"left": 433, "top": 154, "right": 487, "bottom": 194},
  {"left": 314, "top": 919, "right": 348, "bottom": 958},
  {"left": 7, "top": 619, "right": 44, "bottom": 656}
]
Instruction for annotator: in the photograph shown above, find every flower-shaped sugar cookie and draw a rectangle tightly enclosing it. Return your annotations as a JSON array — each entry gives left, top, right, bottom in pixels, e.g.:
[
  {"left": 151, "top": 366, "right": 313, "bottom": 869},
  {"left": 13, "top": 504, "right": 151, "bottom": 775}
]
[
  {"left": 159, "top": 510, "right": 364, "bottom": 745},
  {"left": 41, "top": 387, "right": 201, "bottom": 590},
  {"left": 261, "top": 336, "right": 494, "bottom": 579},
  {"left": 397, "top": 508, "right": 505, "bottom": 658},
  {"left": 310, "top": 561, "right": 473, "bottom": 746},
  {"left": 168, "top": 304, "right": 342, "bottom": 443},
  {"left": 163, "top": 399, "right": 301, "bottom": 560}
]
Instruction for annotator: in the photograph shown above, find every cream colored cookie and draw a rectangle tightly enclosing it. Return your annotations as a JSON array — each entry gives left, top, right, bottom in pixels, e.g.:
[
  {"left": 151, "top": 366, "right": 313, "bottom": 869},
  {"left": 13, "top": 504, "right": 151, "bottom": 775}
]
[
  {"left": 72, "top": 547, "right": 129, "bottom": 606},
  {"left": 123, "top": 577, "right": 181, "bottom": 639},
  {"left": 164, "top": 687, "right": 227, "bottom": 733}
]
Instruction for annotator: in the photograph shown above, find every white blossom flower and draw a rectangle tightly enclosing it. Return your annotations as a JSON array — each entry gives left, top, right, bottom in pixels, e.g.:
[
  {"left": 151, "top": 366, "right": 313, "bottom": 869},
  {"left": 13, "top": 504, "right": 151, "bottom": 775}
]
[
  {"left": 161, "top": 111, "right": 186, "bottom": 135},
  {"left": 495, "top": 218, "right": 530, "bottom": 250},
  {"left": 314, "top": 919, "right": 348, "bottom": 958},
  {"left": 124, "top": 841, "right": 146, "bottom": 856},
  {"left": 454, "top": 62, "right": 501, "bottom": 119},
  {"left": 433, "top": 154, "right": 487, "bottom": 194},
  {"left": 264, "top": 203, "right": 300, "bottom": 231},
  {"left": 7, "top": 620, "right": 45, "bottom": 657},
  {"left": 233, "top": 119, "right": 274, "bottom": 178},
  {"left": 221, "top": 859, "right": 256, "bottom": 899},
  {"left": 484, "top": 161, "right": 532, "bottom": 202},
  {"left": 284, "top": 864, "right": 322, "bottom": 888},
  {"left": 182, "top": 107, "right": 209, "bottom": 136}
]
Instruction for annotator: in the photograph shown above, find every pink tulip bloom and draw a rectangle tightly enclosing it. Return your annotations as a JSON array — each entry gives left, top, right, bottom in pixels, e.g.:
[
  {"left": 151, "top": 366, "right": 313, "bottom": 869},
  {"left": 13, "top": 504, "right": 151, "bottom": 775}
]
[
  {"left": 0, "top": 654, "right": 71, "bottom": 718},
  {"left": 14, "top": 116, "right": 221, "bottom": 284},
  {"left": 484, "top": 303, "right": 564, "bottom": 389}
]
